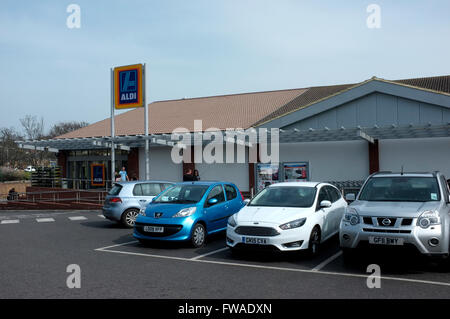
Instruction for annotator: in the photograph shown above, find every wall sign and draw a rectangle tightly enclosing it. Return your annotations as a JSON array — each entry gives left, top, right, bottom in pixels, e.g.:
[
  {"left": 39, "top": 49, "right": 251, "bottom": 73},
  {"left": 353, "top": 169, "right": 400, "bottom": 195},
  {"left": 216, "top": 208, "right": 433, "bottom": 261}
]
[
  {"left": 283, "top": 162, "right": 309, "bottom": 182},
  {"left": 91, "top": 164, "right": 105, "bottom": 186}
]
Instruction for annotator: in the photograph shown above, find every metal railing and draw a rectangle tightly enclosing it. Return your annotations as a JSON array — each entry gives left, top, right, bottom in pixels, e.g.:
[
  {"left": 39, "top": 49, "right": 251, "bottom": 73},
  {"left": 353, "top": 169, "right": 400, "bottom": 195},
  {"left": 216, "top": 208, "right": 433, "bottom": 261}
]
[{"left": 1, "top": 188, "right": 108, "bottom": 205}]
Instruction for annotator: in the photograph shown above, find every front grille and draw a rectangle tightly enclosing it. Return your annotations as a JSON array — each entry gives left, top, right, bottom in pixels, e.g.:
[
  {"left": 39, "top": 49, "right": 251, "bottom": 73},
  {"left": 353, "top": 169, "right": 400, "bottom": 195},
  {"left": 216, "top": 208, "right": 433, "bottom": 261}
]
[
  {"left": 135, "top": 222, "right": 183, "bottom": 237},
  {"left": 363, "top": 228, "right": 411, "bottom": 234},
  {"left": 363, "top": 217, "right": 373, "bottom": 225},
  {"left": 401, "top": 218, "right": 413, "bottom": 226},
  {"left": 235, "top": 226, "right": 280, "bottom": 237},
  {"left": 377, "top": 217, "right": 397, "bottom": 227}
]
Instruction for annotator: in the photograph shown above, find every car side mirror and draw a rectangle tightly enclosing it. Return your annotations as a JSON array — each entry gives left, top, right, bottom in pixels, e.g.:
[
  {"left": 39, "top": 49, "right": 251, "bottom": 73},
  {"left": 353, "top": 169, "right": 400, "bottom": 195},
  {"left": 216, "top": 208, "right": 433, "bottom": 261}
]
[
  {"left": 243, "top": 199, "right": 250, "bottom": 205},
  {"left": 345, "top": 193, "right": 356, "bottom": 202},
  {"left": 320, "top": 200, "right": 332, "bottom": 208},
  {"left": 207, "top": 198, "right": 219, "bottom": 206}
]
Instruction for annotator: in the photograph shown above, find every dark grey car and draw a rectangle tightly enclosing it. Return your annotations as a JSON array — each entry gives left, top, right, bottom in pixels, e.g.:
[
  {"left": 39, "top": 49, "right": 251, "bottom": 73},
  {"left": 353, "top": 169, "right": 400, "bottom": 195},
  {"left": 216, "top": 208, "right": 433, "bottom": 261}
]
[{"left": 102, "top": 180, "right": 174, "bottom": 227}]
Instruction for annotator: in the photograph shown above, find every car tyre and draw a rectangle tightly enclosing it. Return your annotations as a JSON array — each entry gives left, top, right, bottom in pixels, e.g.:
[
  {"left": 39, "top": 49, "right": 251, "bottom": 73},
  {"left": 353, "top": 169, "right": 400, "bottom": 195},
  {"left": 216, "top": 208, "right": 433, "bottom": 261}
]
[
  {"left": 121, "top": 208, "right": 140, "bottom": 228},
  {"left": 307, "top": 226, "right": 321, "bottom": 256},
  {"left": 191, "top": 223, "right": 206, "bottom": 248}
]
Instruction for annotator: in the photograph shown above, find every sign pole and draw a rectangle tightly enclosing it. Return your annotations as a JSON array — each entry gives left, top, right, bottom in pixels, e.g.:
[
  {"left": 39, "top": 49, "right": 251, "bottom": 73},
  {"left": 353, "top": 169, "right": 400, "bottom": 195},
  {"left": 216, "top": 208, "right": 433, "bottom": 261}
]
[
  {"left": 110, "top": 68, "right": 115, "bottom": 186},
  {"left": 144, "top": 63, "right": 150, "bottom": 180}
]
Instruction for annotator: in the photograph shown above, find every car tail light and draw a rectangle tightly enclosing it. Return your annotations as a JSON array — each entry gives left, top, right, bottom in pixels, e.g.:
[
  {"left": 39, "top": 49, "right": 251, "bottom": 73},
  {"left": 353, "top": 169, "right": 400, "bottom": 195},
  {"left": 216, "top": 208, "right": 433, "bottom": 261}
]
[
  {"left": 240, "top": 191, "right": 245, "bottom": 201},
  {"left": 109, "top": 197, "right": 122, "bottom": 203}
]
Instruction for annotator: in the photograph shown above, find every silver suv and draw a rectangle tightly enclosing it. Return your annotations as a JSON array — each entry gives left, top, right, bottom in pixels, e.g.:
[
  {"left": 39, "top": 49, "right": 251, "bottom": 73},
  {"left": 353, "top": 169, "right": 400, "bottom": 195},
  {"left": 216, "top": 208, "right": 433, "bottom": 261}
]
[
  {"left": 102, "top": 181, "right": 174, "bottom": 227},
  {"left": 340, "top": 172, "right": 450, "bottom": 259}
]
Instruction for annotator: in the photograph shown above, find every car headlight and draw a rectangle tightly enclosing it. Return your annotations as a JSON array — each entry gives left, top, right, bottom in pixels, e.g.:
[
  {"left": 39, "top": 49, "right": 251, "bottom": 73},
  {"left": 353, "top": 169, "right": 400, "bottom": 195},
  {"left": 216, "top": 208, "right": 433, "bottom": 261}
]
[
  {"left": 227, "top": 214, "right": 237, "bottom": 227},
  {"left": 417, "top": 210, "right": 440, "bottom": 229},
  {"left": 173, "top": 207, "right": 197, "bottom": 218},
  {"left": 139, "top": 207, "right": 146, "bottom": 216},
  {"left": 279, "top": 218, "right": 306, "bottom": 230},
  {"left": 343, "top": 207, "right": 360, "bottom": 225}
]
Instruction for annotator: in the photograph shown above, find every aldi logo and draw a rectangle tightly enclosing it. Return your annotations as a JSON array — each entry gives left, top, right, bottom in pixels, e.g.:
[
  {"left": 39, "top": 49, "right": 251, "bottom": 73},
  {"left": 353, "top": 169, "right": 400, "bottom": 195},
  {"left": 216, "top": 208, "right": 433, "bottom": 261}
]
[{"left": 114, "top": 64, "right": 144, "bottom": 109}]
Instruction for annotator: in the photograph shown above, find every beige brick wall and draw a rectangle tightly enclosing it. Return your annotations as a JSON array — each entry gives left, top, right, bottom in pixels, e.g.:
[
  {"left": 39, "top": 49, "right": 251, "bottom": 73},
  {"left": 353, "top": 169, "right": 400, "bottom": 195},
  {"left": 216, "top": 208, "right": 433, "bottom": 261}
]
[{"left": 0, "top": 181, "right": 31, "bottom": 199}]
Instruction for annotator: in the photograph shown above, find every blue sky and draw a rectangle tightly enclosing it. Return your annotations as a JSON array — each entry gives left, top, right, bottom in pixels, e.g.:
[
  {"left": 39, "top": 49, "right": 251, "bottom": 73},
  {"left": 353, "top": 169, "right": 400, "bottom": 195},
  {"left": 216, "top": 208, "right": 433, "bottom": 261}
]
[{"left": 1, "top": 0, "right": 449, "bottom": 132}]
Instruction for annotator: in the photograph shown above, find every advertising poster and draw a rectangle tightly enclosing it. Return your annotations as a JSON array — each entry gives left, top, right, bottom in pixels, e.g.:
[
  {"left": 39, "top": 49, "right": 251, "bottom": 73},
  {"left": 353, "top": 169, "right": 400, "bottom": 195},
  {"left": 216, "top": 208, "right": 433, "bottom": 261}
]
[
  {"left": 91, "top": 164, "right": 105, "bottom": 187},
  {"left": 283, "top": 162, "right": 309, "bottom": 182},
  {"left": 256, "top": 163, "right": 279, "bottom": 191}
]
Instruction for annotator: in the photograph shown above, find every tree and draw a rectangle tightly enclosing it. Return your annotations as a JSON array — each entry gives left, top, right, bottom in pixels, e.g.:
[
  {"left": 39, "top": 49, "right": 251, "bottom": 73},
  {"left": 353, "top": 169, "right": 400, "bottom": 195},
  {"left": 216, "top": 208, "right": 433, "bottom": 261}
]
[
  {"left": 20, "top": 115, "right": 44, "bottom": 140},
  {"left": 48, "top": 121, "right": 89, "bottom": 138}
]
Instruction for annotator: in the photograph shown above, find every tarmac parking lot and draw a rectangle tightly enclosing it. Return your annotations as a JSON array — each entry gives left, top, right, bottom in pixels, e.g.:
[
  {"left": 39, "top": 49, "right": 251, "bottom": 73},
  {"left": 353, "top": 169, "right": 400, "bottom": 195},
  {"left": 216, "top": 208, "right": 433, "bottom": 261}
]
[{"left": 1, "top": 209, "right": 450, "bottom": 299}]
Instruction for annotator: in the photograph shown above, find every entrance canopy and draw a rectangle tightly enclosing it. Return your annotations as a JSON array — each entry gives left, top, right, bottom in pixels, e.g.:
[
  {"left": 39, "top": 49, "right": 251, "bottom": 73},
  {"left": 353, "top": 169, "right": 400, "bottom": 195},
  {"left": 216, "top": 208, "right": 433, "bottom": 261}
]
[{"left": 17, "top": 123, "right": 450, "bottom": 152}]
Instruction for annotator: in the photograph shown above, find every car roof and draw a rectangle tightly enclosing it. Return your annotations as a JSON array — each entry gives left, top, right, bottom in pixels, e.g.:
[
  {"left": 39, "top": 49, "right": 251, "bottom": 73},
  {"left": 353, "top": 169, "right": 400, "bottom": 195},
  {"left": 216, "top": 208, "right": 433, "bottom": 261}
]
[
  {"left": 268, "top": 181, "right": 321, "bottom": 188},
  {"left": 177, "top": 181, "right": 228, "bottom": 186},
  {"left": 372, "top": 173, "right": 435, "bottom": 178},
  {"left": 115, "top": 180, "right": 174, "bottom": 185}
]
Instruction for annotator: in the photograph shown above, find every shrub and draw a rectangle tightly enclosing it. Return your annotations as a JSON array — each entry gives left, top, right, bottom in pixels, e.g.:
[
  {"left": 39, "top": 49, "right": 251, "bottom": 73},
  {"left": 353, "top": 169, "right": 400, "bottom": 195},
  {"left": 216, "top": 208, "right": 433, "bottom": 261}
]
[{"left": 0, "top": 167, "right": 30, "bottom": 182}]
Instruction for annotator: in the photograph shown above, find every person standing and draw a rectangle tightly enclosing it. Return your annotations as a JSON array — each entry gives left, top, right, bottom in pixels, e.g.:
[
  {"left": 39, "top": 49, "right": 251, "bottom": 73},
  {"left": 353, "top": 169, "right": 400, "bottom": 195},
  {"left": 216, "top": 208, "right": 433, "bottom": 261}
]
[
  {"left": 193, "top": 169, "right": 200, "bottom": 181},
  {"left": 183, "top": 168, "right": 194, "bottom": 181},
  {"left": 119, "top": 167, "right": 129, "bottom": 181}
]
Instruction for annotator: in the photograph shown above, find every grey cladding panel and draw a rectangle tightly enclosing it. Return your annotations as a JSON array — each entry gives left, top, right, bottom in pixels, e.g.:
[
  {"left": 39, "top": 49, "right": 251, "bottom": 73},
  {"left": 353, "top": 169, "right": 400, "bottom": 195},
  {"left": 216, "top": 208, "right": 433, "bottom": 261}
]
[
  {"left": 420, "top": 103, "right": 443, "bottom": 124},
  {"left": 398, "top": 98, "right": 420, "bottom": 125},
  {"left": 444, "top": 109, "right": 450, "bottom": 123},
  {"left": 376, "top": 93, "right": 398, "bottom": 126},
  {"left": 357, "top": 94, "right": 377, "bottom": 127},
  {"left": 281, "top": 92, "right": 449, "bottom": 130},
  {"left": 336, "top": 100, "right": 358, "bottom": 128},
  {"left": 316, "top": 109, "right": 337, "bottom": 129}
]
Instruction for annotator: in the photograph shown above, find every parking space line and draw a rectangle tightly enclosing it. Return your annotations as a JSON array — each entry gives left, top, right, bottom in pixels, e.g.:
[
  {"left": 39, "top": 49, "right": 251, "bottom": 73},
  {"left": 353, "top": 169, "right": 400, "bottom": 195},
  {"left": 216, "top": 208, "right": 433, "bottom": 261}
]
[
  {"left": 95, "top": 247, "right": 450, "bottom": 287},
  {"left": 36, "top": 218, "right": 55, "bottom": 223},
  {"left": 1, "top": 219, "right": 20, "bottom": 224},
  {"left": 190, "top": 247, "right": 229, "bottom": 260},
  {"left": 95, "top": 241, "right": 139, "bottom": 251},
  {"left": 68, "top": 216, "right": 88, "bottom": 221},
  {"left": 311, "top": 251, "right": 343, "bottom": 272}
]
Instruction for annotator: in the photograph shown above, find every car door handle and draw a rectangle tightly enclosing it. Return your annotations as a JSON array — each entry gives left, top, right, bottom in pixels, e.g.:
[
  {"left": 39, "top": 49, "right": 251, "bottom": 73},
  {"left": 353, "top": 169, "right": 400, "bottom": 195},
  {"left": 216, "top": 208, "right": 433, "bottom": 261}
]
[{"left": 139, "top": 200, "right": 147, "bottom": 202}]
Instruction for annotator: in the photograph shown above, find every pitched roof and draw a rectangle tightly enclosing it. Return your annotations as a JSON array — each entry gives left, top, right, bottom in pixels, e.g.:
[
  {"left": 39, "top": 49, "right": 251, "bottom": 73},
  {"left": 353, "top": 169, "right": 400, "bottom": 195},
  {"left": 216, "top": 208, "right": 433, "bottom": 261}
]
[
  {"left": 393, "top": 75, "right": 450, "bottom": 94},
  {"left": 56, "top": 88, "right": 307, "bottom": 138},
  {"left": 56, "top": 75, "right": 450, "bottom": 139}
]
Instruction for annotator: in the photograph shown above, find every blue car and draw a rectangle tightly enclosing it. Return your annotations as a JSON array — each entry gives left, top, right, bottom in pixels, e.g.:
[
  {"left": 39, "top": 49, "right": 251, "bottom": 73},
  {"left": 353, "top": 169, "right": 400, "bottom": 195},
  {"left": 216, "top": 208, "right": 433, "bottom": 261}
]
[{"left": 133, "top": 181, "right": 245, "bottom": 247}]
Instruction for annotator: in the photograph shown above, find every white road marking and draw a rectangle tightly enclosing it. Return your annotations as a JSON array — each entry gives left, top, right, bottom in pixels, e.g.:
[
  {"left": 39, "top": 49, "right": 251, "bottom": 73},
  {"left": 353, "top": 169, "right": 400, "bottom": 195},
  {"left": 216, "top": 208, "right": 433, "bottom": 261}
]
[
  {"left": 68, "top": 216, "right": 87, "bottom": 221},
  {"left": 190, "top": 247, "right": 229, "bottom": 260},
  {"left": 95, "top": 241, "right": 139, "bottom": 251},
  {"left": 311, "top": 251, "right": 343, "bottom": 272},
  {"left": 36, "top": 218, "right": 55, "bottom": 223},
  {"left": 98, "top": 215, "right": 106, "bottom": 218},
  {"left": 1, "top": 219, "right": 20, "bottom": 224},
  {"left": 95, "top": 247, "right": 450, "bottom": 288}
]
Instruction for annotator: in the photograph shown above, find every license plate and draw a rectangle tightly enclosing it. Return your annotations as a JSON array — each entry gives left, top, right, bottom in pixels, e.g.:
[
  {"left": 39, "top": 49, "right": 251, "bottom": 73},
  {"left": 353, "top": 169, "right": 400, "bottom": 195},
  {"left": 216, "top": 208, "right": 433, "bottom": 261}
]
[
  {"left": 369, "top": 236, "right": 404, "bottom": 246},
  {"left": 144, "top": 226, "right": 164, "bottom": 233},
  {"left": 242, "top": 237, "right": 268, "bottom": 245}
]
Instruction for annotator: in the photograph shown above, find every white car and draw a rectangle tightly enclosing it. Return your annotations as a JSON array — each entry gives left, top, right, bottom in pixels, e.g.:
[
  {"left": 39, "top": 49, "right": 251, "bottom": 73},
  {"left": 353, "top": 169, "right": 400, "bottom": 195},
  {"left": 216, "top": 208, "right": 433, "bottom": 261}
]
[{"left": 226, "top": 182, "right": 347, "bottom": 255}]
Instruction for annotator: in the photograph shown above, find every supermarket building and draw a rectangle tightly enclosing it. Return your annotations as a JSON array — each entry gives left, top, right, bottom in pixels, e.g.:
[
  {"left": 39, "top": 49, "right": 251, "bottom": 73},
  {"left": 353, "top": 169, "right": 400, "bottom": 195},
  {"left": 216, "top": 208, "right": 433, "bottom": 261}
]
[{"left": 22, "top": 75, "right": 450, "bottom": 195}]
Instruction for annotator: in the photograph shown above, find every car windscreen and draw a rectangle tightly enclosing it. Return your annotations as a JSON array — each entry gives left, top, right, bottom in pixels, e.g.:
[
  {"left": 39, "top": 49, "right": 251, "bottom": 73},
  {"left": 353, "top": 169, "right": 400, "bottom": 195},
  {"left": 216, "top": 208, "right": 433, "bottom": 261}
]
[
  {"left": 249, "top": 186, "right": 317, "bottom": 208},
  {"left": 108, "top": 184, "right": 122, "bottom": 196},
  {"left": 153, "top": 185, "right": 209, "bottom": 204},
  {"left": 358, "top": 177, "right": 441, "bottom": 202}
]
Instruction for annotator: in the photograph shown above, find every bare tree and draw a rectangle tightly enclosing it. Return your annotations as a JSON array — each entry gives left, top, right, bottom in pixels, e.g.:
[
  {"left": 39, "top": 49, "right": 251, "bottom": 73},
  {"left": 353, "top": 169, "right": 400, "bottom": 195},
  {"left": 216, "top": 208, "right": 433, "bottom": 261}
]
[
  {"left": 20, "top": 115, "right": 44, "bottom": 140},
  {"left": 48, "top": 121, "right": 89, "bottom": 138}
]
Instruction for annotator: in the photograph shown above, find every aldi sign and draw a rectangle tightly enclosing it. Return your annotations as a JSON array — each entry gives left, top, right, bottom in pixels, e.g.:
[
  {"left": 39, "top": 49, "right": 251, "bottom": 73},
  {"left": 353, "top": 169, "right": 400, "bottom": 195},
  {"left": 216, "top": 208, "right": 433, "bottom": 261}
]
[{"left": 114, "top": 64, "right": 144, "bottom": 109}]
